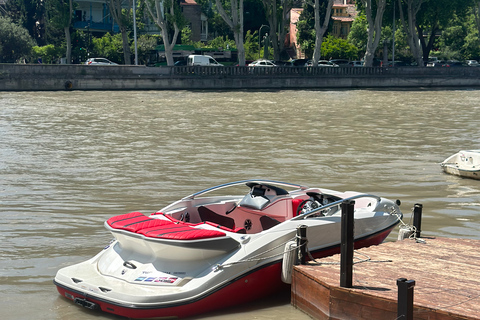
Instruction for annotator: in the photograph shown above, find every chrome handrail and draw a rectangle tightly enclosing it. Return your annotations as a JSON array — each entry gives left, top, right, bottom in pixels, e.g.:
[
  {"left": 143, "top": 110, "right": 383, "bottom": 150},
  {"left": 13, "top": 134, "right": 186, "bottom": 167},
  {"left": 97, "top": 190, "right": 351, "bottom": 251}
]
[
  {"left": 291, "top": 194, "right": 381, "bottom": 220},
  {"left": 182, "top": 179, "right": 308, "bottom": 200}
]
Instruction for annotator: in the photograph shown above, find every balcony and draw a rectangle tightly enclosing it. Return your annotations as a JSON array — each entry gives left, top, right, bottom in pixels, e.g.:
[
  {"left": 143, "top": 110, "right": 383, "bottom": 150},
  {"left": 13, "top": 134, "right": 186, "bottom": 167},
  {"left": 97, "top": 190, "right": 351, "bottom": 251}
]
[{"left": 74, "top": 20, "right": 119, "bottom": 33}]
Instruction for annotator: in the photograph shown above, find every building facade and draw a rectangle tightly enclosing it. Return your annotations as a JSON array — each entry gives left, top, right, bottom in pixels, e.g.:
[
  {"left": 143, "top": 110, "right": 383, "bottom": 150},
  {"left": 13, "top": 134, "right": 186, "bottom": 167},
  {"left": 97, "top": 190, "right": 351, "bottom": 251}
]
[{"left": 288, "top": 0, "right": 357, "bottom": 59}]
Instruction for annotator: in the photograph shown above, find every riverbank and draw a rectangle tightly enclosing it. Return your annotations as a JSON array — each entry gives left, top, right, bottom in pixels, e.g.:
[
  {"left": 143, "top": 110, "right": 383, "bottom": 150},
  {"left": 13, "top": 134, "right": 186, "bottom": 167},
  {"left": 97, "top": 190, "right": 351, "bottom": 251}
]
[{"left": 2, "top": 64, "right": 480, "bottom": 91}]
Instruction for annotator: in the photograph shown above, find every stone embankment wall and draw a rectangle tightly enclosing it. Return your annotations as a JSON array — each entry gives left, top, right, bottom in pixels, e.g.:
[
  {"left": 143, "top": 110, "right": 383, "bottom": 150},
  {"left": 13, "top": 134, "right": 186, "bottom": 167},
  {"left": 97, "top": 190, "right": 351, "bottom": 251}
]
[{"left": 1, "top": 64, "right": 480, "bottom": 91}]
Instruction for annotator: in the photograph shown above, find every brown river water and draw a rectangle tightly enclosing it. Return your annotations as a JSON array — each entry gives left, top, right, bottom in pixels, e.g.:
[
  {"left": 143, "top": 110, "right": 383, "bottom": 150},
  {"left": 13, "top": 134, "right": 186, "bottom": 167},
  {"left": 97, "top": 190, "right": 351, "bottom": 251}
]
[{"left": 1, "top": 89, "right": 480, "bottom": 320}]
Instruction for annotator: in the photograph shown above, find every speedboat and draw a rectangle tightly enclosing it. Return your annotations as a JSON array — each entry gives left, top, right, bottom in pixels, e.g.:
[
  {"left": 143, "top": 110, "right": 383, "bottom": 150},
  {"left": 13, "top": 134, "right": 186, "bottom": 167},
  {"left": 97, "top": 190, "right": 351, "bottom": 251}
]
[
  {"left": 54, "top": 179, "right": 402, "bottom": 319},
  {"left": 441, "top": 150, "right": 480, "bottom": 179}
]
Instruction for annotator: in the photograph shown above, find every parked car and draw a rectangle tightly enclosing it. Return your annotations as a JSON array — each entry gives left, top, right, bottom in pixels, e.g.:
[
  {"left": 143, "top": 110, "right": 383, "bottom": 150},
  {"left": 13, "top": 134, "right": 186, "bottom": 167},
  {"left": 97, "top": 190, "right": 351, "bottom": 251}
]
[
  {"left": 187, "top": 55, "right": 223, "bottom": 66},
  {"left": 427, "top": 60, "right": 446, "bottom": 67},
  {"left": 329, "top": 59, "right": 350, "bottom": 67},
  {"left": 272, "top": 60, "right": 292, "bottom": 66},
  {"left": 174, "top": 60, "right": 187, "bottom": 66},
  {"left": 86, "top": 58, "right": 118, "bottom": 65},
  {"left": 306, "top": 60, "right": 339, "bottom": 67},
  {"left": 248, "top": 60, "right": 276, "bottom": 67},
  {"left": 348, "top": 61, "right": 364, "bottom": 67},
  {"left": 466, "top": 60, "right": 479, "bottom": 67},
  {"left": 443, "top": 60, "right": 465, "bottom": 67},
  {"left": 290, "top": 59, "right": 309, "bottom": 67},
  {"left": 386, "top": 61, "right": 411, "bottom": 67}
]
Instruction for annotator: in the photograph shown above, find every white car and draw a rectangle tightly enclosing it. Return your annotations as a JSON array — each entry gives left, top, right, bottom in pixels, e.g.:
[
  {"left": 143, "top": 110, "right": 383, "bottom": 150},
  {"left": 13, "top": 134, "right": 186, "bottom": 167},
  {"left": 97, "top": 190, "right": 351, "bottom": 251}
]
[
  {"left": 306, "top": 60, "right": 339, "bottom": 67},
  {"left": 86, "top": 58, "right": 118, "bottom": 65},
  {"left": 248, "top": 60, "right": 276, "bottom": 67},
  {"left": 466, "top": 60, "right": 480, "bottom": 67}
]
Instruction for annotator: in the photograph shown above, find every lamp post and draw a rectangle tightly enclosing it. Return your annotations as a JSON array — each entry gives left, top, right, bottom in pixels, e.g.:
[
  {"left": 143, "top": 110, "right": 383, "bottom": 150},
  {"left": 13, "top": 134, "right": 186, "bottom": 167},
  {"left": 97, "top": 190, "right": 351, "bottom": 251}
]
[{"left": 258, "top": 25, "right": 270, "bottom": 59}]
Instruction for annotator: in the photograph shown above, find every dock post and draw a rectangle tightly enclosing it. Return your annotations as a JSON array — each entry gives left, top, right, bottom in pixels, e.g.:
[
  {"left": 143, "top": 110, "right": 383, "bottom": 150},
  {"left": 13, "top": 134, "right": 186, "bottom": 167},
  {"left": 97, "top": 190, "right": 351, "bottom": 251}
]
[
  {"left": 296, "top": 225, "right": 307, "bottom": 265},
  {"left": 413, "top": 204, "right": 423, "bottom": 238},
  {"left": 340, "top": 200, "right": 355, "bottom": 288},
  {"left": 397, "top": 278, "right": 415, "bottom": 320}
]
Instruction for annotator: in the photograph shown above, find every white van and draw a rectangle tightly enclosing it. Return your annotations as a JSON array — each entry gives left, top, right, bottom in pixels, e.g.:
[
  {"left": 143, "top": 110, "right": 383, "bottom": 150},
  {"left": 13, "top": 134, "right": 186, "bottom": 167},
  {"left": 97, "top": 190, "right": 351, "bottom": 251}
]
[{"left": 187, "top": 55, "right": 223, "bottom": 66}]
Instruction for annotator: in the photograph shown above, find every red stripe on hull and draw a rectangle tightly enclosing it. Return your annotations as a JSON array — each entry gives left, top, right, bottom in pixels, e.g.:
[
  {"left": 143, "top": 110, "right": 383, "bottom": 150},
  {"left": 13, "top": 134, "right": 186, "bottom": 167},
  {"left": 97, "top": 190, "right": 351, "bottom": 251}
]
[
  {"left": 55, "top": 226, "right": 395, "bottom": 319},
  {"left": 56, "top": 263, "right": 289, "bottom": 319}
]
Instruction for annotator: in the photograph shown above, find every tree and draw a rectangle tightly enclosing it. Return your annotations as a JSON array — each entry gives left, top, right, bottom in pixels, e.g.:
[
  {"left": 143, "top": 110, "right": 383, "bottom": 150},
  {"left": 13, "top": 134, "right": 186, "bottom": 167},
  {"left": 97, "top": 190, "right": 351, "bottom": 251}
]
[
  {"left": 396, "top": 0, "right": 423, "bottom": 66},
  {"left": 46, "top": 0, "right": 74, "bottom": 64},
  {"left": 91, "top": 33, "right": 124, "bottom": 63},
  {"left": 321, "top": 35, "right": 359, "bottom": 60},
  {"left": 360, "top": 0, "right": 386, "bottom": 67},
  {"left": 215, "top": 0, "right": 246, "bottom": 66},
  {"left": 416, "top": 0, "right": 472, "bottom": 62},
  {"left": 306, "top": 0, "right": 334, "bottom": 66},
  {"left": 347, "top": 13, "right": 368, "bottom": 58},
  {"left": 473, "top": 1, "right": 480, "bottom": 39},
  {"left": 0, "top": 16, "right": 36, "bottom": 62},
  {"left": 5, "top": 0, "right": 46, "bottom": 46},
  {"left": 109, "top": 0, "right": 133, "bottom": 64},
  {"left": 144, "top": 0, "right": 186, "bottom": 66},
  {"left": 262, "top": 0, "right": 293, "bottom": 60}
]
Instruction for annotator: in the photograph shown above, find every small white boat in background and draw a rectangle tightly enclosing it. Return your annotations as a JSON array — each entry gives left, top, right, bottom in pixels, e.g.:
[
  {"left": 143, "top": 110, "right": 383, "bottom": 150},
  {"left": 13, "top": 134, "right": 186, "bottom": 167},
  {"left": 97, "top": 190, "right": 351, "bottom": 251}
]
[
  {"left": 441, "top": 150, "right": 480, "bottom": 179},
  {"left": 54, "top": 179, "right": 402, "bottom": 319}
]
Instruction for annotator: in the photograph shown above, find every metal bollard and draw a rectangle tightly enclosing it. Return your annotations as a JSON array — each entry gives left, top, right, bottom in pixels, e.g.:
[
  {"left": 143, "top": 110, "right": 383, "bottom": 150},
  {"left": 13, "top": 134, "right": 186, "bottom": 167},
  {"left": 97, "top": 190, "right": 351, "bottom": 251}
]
[
  {"left": 397, "top": 278, "right": 415, "bottom": 320},
  {"left": 340, "top": 200, "right": 355, "bottom": 288},
  {"left": 413, "top": 204, "right": 423, "bottom": 238},
  {"left": 296, "top": 225, "right": 308, "bottom": 265}
]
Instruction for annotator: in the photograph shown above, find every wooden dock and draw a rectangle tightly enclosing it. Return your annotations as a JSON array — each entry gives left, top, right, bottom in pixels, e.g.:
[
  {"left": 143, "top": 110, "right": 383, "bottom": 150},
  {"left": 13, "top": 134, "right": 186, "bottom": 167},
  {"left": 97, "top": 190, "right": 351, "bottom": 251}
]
[{"left": 291, "top": 237, "right": 480, "bottom": 320}]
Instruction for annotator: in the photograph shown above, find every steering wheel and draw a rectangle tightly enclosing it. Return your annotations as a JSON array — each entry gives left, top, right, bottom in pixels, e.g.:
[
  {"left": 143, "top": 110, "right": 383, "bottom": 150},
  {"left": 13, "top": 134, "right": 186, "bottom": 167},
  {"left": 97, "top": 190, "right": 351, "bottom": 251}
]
[{"left": 296, "top": 197, "right": 324, "bottom": 216}]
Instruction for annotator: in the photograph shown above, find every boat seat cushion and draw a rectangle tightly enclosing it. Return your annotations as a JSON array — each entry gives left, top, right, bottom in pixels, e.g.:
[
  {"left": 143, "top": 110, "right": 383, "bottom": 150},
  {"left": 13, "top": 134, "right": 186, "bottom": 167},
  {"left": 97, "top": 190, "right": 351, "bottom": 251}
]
[
  {"left": 107, "top": 212, "right": 226, "bottom": 240},
  {"left": 107, "top": 212, "right": 173, "bottom": 232},
  {"left": 138, "top": 224, "right": 226, "bottom": 240}
]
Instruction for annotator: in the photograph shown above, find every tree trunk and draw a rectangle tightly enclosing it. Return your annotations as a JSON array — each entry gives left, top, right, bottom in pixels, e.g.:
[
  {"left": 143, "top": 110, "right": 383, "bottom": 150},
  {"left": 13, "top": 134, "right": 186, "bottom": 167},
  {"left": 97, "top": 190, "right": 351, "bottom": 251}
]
[
  {"left": 144, "top": 0, "right": 180, "bottom": 66},
  {"left": 397, "top": 0, "right": 424, "bottom": 67},
  {"left": 109, "top": 0, "right": 132, "bottom": 65},
  {"left": 65, "top": 0, "right": 73, "bottom": 64},
  {"left": 311, "top": 0, "right": 333, "bottom": 67},
  {"left": 363, "top": 0, "right": 386, "bottom": 67},
  {"left": 216, "top": 0, "right": 245, "bottom": 66},
  {"left": 65, "top": 26, "right": 71, "bottom": 64}
]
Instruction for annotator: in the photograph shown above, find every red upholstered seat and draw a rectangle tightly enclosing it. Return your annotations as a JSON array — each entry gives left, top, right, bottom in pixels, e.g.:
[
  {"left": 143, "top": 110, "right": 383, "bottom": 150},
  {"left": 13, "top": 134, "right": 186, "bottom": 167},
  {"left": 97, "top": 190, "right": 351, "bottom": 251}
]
[
  {"left": 139, "top": 224, "right": 226, "bottom": 240},
  {"left": 292, "top": 198, "right": 304, "bottom": 216},
  {"left": 107, "top": 212, "right": 173, "bottom": 232},
  {"left": 107, "top": 212, "right": 226, "bottom": 240}
]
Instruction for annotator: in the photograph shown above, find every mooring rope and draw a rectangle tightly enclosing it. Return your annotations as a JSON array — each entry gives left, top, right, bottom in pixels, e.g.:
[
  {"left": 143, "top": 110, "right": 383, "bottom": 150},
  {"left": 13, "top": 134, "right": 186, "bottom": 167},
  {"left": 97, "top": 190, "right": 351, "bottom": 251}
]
[{"left": 393, "top": 206, "right": 426, "bottom": 244}]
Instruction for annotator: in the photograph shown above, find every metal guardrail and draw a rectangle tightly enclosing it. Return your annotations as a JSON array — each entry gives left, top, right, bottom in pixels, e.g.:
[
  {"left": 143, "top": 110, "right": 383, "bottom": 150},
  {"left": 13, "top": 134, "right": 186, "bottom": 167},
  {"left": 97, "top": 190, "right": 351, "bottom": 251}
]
[{"left": 171, "top": 65, "right": 480, "bottom": 77}]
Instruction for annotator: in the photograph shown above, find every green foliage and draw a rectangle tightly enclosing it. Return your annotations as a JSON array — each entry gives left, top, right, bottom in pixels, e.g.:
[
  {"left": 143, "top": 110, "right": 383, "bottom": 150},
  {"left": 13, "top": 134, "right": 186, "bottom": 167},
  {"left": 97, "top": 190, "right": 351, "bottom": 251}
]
[
  {"left": 296, "top": 0, "right": 332, "bottom": 58},
  {"left": 181, "top": 26, "right": 193, "bottom": 45},
  {"left": 244, "top": 30, "right": 265, "bottom": 60},
  {"left": 5, "top": 0, "right": 47, "bottom": 46},
  {"left": 446, "top": 9, "right": 480, "bottom": 60},
  {"left": 321, "top": 35, "right": 358, "bottom": 60},
  {"left": 31, "top": 44, "right": 63, "bottom": 64},
  {"left": 0, "top": 16, "right": 36, "bottom": 63},
  {"left": 91, "top": 33, "right": 124, "bottom": 64},
  {"left": 134, "top": 34, "right": 161, "bottom": 65},
  {"left": 47, "top": 0, "right": 74, "bottom": 29},
  {"left": 347, "top": 13, "right": 367, "bottom": 57},
  {"left": 208, "top": 36, "right": 236, "bottom": 50}
]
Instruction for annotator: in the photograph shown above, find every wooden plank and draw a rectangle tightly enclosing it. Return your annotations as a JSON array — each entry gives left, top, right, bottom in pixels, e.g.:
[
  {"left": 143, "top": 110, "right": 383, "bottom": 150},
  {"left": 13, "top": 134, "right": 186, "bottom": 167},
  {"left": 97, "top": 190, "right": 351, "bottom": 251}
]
[{"left": 291, "top": 237, "right": 480, "bottom": 320}]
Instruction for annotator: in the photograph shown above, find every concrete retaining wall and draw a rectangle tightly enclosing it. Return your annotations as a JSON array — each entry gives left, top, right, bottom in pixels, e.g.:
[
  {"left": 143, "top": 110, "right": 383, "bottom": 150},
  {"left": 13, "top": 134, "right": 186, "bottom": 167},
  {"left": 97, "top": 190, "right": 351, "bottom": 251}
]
[{"left": 1, "top": 64, "right": 480, "bottom": 91}]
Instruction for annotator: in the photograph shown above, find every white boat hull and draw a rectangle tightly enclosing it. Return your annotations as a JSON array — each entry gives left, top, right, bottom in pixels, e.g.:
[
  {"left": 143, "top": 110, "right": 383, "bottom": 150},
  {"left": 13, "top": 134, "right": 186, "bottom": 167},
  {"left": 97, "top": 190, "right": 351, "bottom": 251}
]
[
  {"left": 441, "top": 150, "right": 480, "bottom": 180},
  {"left": 54, "top": 180, "right": 402, "bottom": 319}
]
